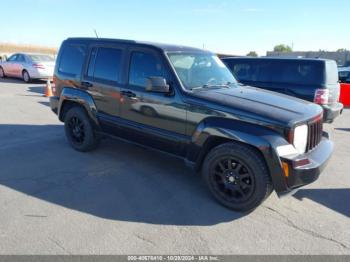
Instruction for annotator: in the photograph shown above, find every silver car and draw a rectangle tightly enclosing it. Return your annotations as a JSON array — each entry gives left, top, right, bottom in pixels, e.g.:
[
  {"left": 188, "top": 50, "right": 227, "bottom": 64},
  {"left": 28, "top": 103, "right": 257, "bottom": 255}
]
[{"left": 0, "top": 53, "right": 55, "bottom": 83}]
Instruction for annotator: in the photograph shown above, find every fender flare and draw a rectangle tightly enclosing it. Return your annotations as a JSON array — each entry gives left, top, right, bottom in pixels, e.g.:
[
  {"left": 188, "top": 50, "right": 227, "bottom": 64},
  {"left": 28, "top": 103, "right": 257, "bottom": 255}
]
[
  {"left": 187, "top": 117, "right": 289, "bottom": 193},
  {"left": 58, "top": 87, "right": 99, "bottom": 127}
]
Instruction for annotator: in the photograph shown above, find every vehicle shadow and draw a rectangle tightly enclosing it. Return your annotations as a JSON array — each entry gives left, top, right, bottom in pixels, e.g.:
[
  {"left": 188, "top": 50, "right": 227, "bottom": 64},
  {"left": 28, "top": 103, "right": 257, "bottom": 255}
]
[
  {"left": 335, "top": 128, "right": 350, "bottom": 132},
  {"left": 0, "top": 78, "right": 45, "bottom": 85},
  {"left": 27, "top": 86, "right": 46, "bottom": 95},
  {"left": 0, "top": 124, "right": 244, "bottom": 226},
  {"left": 38, "top": 101, "right": 50, "bottom": 107},
  {"left": 293, "top": 188, "right": 350, "bottom": 217}
]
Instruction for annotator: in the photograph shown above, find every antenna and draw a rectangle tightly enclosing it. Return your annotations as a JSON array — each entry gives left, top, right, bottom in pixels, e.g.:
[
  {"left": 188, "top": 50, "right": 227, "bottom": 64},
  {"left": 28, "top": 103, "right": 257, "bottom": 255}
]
[{"left": 94, "top": 29, "right": 99, "bottom": 38}]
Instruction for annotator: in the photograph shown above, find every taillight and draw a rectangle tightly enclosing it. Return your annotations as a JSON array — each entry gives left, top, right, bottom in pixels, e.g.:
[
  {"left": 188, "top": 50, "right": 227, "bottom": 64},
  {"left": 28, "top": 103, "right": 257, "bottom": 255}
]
[
  {"left": 32, "top": 63, "right": 45, "bottom": 69},
  {"left": 314, "top": 89, "right": 329, "bottom": 105}
]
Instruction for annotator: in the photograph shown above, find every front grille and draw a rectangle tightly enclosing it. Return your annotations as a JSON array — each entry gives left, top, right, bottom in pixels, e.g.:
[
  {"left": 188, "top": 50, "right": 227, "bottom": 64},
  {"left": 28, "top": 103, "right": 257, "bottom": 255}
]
[{"left": 306, "top": 118, "right": 323, "bottom": 152}]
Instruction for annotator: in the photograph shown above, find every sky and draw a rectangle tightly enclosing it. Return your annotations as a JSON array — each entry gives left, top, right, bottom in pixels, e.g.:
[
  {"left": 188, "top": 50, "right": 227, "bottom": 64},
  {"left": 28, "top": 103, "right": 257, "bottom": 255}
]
[{"left": 1, "top": 0, "right": 349, "bottom": 55}]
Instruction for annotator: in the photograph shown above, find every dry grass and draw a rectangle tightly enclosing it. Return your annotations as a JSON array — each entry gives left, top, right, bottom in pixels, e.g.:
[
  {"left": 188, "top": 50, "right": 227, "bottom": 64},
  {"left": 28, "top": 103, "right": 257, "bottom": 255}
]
[{"left": 0, "top": 43, "right": 57, "bottom": 55}]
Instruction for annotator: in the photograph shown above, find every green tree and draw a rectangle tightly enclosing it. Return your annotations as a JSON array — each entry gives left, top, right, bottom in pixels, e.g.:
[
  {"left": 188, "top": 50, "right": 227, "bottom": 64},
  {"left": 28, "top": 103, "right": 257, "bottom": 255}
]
[
  {"left": 273, "top": 44, "right": 292, "bottom": 52},
  {"left": 337, "top": 48, "right": 348, "bottom": 52},
  {"left": 246, "top": 51, "right": 258, "bottom": 57}
]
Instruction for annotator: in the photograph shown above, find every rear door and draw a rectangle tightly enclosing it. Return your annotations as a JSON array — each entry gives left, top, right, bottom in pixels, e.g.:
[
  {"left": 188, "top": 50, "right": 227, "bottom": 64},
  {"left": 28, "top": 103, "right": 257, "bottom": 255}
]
[
  {"left": 82, "top": 45, "right": 125, "bottom": 121},
  {"left": 13, "top": 54, "right": 25, "bottom": 77}
]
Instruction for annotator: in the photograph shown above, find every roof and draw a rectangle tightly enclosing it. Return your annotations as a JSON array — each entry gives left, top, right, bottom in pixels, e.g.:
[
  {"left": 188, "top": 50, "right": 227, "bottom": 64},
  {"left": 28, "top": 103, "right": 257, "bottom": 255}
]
[
  {"left": 66, "top": 37, "right": 208, "bottom": 53},
  {"left": 222, "top": 56, "right": 333, "bottom": 62},
  {"left": 9, "top": 52, "right": 54, "bottom": 56}
]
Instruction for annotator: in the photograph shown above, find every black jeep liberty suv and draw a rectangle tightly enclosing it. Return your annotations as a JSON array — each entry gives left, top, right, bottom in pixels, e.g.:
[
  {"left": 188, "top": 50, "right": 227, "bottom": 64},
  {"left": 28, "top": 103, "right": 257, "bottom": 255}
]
[{"left": 50, "top": 38, "right": 333, "bottom": 211}]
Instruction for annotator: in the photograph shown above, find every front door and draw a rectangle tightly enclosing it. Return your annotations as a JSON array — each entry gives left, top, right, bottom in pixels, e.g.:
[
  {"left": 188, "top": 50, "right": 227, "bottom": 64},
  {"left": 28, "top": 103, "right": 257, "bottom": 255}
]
[
  {"left": 120, "top": 48, "right": 188, "bottom": 155},
  {"left": 4, "top": 54, "right": 18, "bottom": 76}
]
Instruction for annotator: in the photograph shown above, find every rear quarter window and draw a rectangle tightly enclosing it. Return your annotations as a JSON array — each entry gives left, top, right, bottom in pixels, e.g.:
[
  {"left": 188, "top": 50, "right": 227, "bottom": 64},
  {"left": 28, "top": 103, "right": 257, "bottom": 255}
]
[
  {"left": 272, "top": 60, "right": 324, "bottom": 85},
  {"left": 58, "top": 44, "right": 86, "bottom": 77},
  {"left": 226, "top": 60, "right": 272, "bottom": 82}
]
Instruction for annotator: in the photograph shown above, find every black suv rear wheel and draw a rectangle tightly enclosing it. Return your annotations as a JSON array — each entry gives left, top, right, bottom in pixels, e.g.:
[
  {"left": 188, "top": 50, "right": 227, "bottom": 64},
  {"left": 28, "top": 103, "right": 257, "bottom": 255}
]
[
  {"left": 202, "top": 142, "right": 272, "bottom": 212},
  {"left": 64, "top": 106, "right": 99, "bottom": 152}
]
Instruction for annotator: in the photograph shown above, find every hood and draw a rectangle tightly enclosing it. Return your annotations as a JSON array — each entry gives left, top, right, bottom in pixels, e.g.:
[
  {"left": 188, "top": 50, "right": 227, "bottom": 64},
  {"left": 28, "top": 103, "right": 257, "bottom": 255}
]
[{"left": 190, "top": 85, "right": 323, "bottom": 127}]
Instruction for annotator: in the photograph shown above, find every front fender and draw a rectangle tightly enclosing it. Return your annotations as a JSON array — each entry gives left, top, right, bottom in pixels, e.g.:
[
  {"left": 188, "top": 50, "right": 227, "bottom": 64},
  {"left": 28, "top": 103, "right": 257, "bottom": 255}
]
[
  {"left": 188, "top": 117, "right": 289, "bottom": 193},
  {"left": 58, "top": 87, "right": 99, "bottom": 127}
]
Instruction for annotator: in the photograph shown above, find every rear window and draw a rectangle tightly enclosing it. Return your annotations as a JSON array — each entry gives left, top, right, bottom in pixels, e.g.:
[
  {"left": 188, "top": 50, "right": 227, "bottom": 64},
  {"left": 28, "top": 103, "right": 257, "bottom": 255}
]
[
  {"left": 29, "top": 55, "right": 54, "bottom": 62},
  {"left": 58, "top": 44, "right": 86, "bottom": 76},
  {"left": 226, "top": 59, "right": 325, "bottom": 85}
]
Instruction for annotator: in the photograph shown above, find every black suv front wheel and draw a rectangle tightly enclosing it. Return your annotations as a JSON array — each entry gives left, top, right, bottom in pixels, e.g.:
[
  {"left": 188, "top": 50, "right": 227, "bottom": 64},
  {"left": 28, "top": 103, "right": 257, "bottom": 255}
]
[
  {"left": 202, "top": 142, "right": 272, "bottom": 212},
  {"left": 64, "top": 106, "right": 99, "bottom": 152}
]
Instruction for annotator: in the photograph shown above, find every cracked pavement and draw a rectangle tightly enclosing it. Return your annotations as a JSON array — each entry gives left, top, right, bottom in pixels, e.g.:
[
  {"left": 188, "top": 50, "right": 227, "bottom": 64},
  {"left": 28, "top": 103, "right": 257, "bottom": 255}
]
[{"left": 0, "top": 78, "right": 349, "bottom": 254}]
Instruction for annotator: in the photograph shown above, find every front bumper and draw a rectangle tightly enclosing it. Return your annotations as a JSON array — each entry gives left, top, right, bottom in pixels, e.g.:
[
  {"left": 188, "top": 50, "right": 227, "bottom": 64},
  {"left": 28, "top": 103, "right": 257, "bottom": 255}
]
[
  {"left": 279, "top": 136, "right": 333, "bottom": 194},
  {"left": 50, "top": 96, "right": 59, "bottom": 115},
  {"left": 322, "top": 103, "right": 343, "bottom": 123}
]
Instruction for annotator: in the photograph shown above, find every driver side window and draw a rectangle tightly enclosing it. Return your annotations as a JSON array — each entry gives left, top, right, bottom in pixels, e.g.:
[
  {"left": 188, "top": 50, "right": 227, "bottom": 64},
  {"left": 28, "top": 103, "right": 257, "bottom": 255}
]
[{"left": 129, "top": 52, "right": 165, "bottom": 88}]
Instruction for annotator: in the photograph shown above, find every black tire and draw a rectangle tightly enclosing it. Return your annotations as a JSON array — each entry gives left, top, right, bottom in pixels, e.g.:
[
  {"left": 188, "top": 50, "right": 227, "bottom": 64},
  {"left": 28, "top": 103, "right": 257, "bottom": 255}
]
[
  {"left": 64, "top": 106, "right": 99, "bottom": 152},
  {"left": 22, "top": 70, "right": 31, "bottom": 83},
  {"left": 202, "top": 142, "right": 273, "bottom": 212},
  {"left": 141, "top": 106, "right": 157, "bottom": 117},
  {"left": 0, "top": 67, "right": 5, "bottom": 78}
]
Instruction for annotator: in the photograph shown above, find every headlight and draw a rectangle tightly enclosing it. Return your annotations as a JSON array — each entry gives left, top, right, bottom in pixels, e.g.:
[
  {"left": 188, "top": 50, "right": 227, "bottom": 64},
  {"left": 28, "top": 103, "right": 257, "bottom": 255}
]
[{"left": 293, "top": 124, "right": 308, "bottom": 154}]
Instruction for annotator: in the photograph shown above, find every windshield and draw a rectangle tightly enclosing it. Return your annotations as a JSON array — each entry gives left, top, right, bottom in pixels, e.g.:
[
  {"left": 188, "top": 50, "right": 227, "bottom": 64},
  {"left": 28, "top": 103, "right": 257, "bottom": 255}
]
[
  {"left": 167, "top": 53, "right": 237, "bottom": 90},
  {"left": 28, "top": 54, "right": 55, "bottom": 62}
]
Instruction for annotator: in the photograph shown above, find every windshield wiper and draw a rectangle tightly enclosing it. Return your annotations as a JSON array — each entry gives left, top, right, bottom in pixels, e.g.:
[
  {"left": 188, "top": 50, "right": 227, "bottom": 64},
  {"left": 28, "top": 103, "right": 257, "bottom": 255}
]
[{"left": 191, "top": 83, "right": 231, "bottom": 91}]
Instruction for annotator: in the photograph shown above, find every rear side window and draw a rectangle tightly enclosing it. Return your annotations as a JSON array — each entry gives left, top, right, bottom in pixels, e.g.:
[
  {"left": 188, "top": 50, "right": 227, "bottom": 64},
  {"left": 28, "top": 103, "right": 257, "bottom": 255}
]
[
  {"left": 16, "top": 55, "right": 25, "bottom": 62},
  {"left": 129, "top": 52, "right": 165, "bottom": 87},
  {"left": 272, "top": 61, "right": 323, "bottom": 85},
  {"left": 58, "top": 44, "right": 86, "bottom": 76},
  {"left": 226, "top": 59, "right": 325, "bottom": 85},
  {"left": 226, "top": 60, "right": 272, "bottom": 82},
  {"left": 92, "top": 47, "right": 122, "bottom": 82},
  {"left": 28, "top": 55, "right": 54, "bottom": 62}
]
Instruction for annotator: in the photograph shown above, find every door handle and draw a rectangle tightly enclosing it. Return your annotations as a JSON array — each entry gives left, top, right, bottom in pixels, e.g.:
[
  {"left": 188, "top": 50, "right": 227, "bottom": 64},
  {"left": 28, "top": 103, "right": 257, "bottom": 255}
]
[
  {"left": 121, "top": 90, "right": 136, "bottom": 98},
  {"left": 81, "top": 81, "right": 93, "bottom": 88}
]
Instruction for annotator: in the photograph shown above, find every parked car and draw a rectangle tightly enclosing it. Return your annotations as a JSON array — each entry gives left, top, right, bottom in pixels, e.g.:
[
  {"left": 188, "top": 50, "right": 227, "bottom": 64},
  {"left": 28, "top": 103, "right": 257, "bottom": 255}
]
[
  {"left": 222, "top": 57, "right": 343, "bottom": 123},
  {"left": 338, "top": 67, "right": 350, "bottom": 107},
  {"left": 338, "top": 67, "right": 350, "bottom": 82},
  {"left": 0, "top": 53, "right": 55, "bottom": 82},
  {"left": 50, "top": 38, "right": 333, "bottom": 212}
]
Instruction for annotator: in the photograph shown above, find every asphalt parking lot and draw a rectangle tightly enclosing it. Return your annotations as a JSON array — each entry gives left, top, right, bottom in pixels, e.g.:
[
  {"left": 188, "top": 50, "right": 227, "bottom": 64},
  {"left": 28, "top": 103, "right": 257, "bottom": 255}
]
[{"left": 0, "top": 78, "right": 349, "bottom": 255}]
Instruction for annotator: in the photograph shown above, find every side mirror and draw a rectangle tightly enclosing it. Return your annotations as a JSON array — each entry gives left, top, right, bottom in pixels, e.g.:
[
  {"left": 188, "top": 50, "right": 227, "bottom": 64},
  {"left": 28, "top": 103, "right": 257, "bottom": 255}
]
[{"left": 146, "top": 77, "right": 170, "bottom": 93}]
